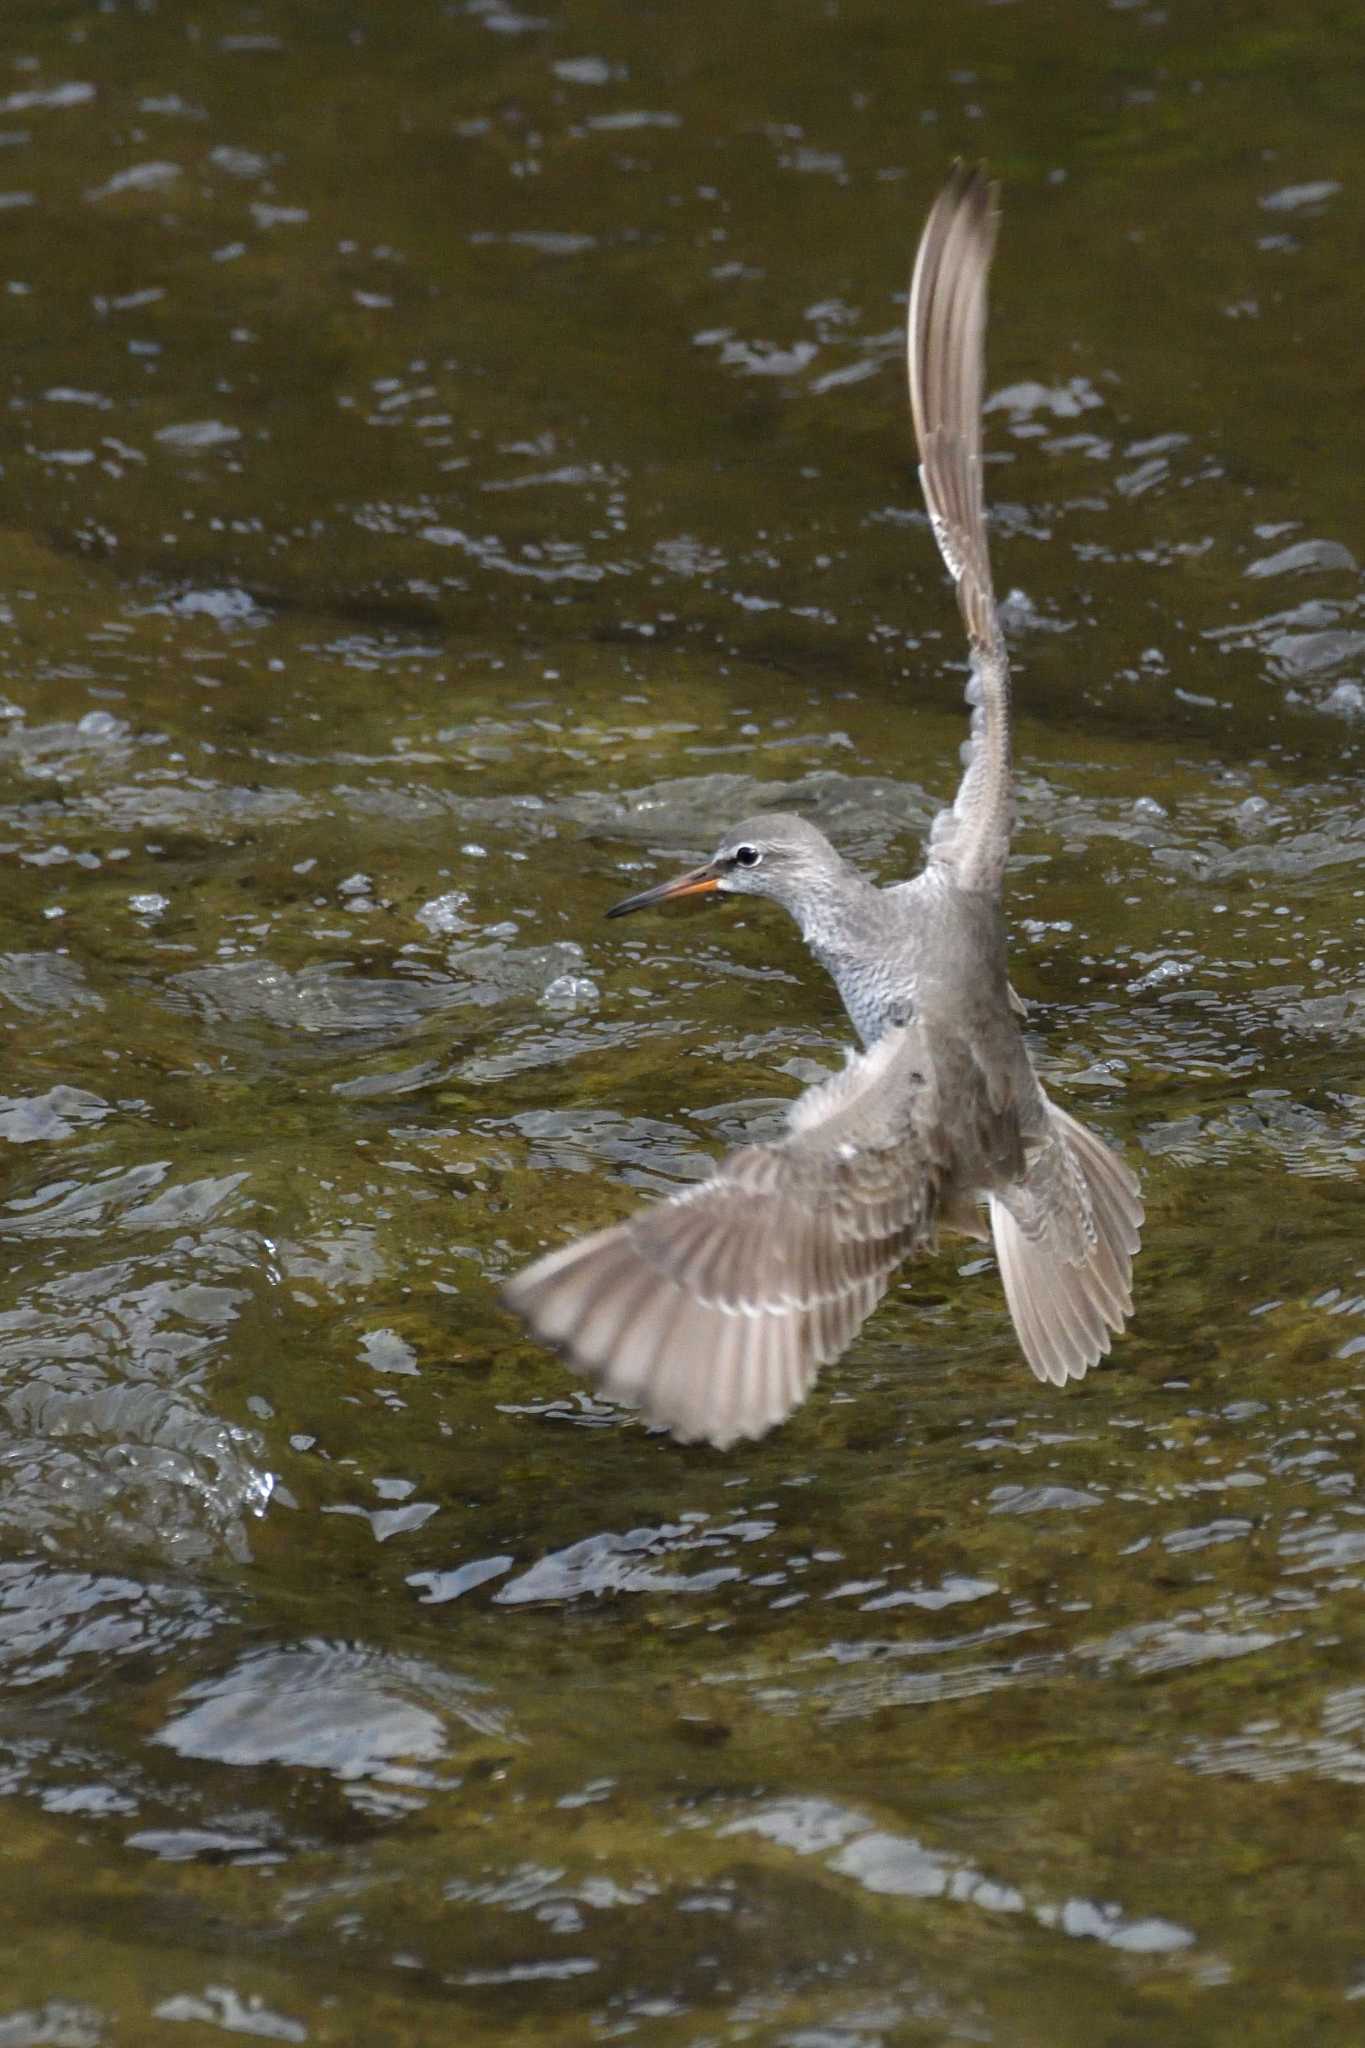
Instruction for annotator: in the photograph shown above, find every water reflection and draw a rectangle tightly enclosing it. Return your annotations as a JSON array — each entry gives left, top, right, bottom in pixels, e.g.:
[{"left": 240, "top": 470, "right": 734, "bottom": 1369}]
[{"left": 152, "top": 1640, "right": 497, "bottom": 1778}]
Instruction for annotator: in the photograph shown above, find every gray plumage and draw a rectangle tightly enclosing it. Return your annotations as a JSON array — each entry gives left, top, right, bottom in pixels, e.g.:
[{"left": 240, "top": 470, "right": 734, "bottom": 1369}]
[{"left": 503, "top": 165, "right": 1143, "bottom": 1448}]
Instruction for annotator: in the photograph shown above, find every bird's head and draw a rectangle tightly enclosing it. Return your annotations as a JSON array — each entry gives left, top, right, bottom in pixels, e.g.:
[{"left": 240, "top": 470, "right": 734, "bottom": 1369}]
[{"left": 606, "top": 812, "right": 847, "bottom": 924}]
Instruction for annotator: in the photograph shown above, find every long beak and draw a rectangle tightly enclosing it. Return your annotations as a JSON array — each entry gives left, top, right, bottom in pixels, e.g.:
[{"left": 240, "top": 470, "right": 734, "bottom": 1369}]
[{"left": 606, "top": 861, "right": 722, "bottom": 919}]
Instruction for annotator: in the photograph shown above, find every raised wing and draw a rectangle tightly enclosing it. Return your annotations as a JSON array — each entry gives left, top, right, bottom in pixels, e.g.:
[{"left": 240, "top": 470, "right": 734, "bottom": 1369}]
[
  {"left": 908, "top": 162, "right": 1013, "bottom": 896},
  {"left": 502, "top": 1028, "right": 946, "bottom": 1448}
]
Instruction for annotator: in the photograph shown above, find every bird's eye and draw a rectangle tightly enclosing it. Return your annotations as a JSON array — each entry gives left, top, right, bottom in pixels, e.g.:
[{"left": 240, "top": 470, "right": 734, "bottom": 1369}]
[{"left": 732, "top": 844, "right": 762, "bottom": 868}]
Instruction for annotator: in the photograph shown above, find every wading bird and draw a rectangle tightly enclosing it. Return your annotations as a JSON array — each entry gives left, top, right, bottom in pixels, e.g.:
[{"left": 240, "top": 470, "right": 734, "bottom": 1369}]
[{"left": 503, "top": 166, "right": 1143, "bottom": 1448}]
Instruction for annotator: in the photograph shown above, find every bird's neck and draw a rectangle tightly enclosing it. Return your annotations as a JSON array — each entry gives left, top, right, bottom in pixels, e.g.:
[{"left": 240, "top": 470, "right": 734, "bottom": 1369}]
[
  {"left": 795, "top": 870, "right": 908, "bottom": 1048},
  {"left": 796, "top": 865, "right": 1012, "bottom": 1049}
]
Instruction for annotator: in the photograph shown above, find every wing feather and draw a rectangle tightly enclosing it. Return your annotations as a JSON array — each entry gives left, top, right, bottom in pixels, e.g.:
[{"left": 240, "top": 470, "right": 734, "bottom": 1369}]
[
  {"left": 503, "top": 1028, "right": 944, "bottom": 1447},
  {"left": 908, "top": 162, "right": 1013, "bottom": 895}
]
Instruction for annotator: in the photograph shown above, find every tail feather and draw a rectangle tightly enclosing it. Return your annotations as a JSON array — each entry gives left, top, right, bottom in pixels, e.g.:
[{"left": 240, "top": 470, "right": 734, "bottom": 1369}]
[{"left": 988, "top": 1102, "right": 1143, "bottom": 1388}]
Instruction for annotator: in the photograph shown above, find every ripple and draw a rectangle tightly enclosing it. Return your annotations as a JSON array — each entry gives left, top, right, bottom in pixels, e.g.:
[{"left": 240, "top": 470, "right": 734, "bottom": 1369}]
[
  {"left": 0, "top": 1087, "right": 109, "bottom": 1143},
  {"left": 86, "top": 160, "right": 182, "bottom": 201},
  {"left": 0, "top": 2004, "right": 105, "bottom": 2047},
  {"left": 0, "top": 953, "right": 102, "bottom": 1014},
  {"left": 0, "top": 1236, "right": 271, "bottom": 1562},
  {"left": 152, "top": 1988, "right": 305, "bottom": 2043},
  {"left": 154, "top": 420, "right": 241, "bottom": 452},
  {"left": 153, "top": 1642, "right": 502, "bottom": 1777},
  {"left": 721, "top": 1796, "right": 1196, "bottom": 1958},
  {"left": 1245, "top": 538, "right": 1356, "bottom": 579},
  {"left": 1188, "top": 1686, "right": 1365, "bottom": 1785},
  {"left": 1079, "top": 1618, "right": 1284, "bottom": 1678},
  {"left": 0, "top": 1559, "right": 222, "bottom": 1689},
  {"left": 164, "top": 959, "right": 461, "bottom": 1039},
  {"left": 495, "top": 1521, "right": 761, "bottom": 1605}
]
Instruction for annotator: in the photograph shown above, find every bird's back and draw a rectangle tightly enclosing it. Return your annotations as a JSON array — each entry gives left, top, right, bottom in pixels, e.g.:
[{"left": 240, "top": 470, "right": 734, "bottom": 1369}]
[{"left": 886, "top": 868, "right": 1042, "bottom": 1193}]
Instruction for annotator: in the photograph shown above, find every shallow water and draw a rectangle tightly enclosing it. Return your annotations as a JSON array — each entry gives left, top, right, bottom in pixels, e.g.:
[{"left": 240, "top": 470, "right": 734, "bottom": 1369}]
[{"left": 0, "top": 1, "right": 1362, "bottom": 2042}]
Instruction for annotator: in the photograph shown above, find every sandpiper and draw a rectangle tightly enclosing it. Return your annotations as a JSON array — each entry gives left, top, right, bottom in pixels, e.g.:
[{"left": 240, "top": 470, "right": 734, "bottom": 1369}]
[{"left": 503, "top": 165, "right": 1143, "bottom": 1448}]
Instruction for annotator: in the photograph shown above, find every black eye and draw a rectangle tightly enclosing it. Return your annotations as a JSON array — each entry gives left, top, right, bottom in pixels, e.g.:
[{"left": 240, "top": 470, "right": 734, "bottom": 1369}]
[{"left": 732, "top": 844, "right": 761, "bottom": 868}]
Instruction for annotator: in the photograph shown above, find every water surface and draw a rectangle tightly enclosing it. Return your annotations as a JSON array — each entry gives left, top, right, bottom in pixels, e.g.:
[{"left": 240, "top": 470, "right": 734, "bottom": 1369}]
[{"left": 0, "top": 2, "right": 1363, "bottom": 2042}]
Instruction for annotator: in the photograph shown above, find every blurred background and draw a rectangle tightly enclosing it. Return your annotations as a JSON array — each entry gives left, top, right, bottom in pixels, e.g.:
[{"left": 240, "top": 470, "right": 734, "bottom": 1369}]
[{"left": 0, "top": 1, "right": 1362, "bottom": 2042}]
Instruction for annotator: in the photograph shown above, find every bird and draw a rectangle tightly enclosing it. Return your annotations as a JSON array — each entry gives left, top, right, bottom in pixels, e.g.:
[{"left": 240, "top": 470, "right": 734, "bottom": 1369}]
[{"left": 502, "top": 164, "right": 1143, "bottom": 1449}]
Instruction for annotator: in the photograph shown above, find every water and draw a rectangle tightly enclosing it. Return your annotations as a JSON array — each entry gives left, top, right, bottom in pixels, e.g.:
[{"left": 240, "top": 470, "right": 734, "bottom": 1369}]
[{"left": 0, "top": 0, "right": 1362, "bottom": 2040}]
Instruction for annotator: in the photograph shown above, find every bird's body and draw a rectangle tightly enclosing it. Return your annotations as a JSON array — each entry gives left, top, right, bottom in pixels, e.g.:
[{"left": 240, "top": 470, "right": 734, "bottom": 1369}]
[{"left": 503, "top": 166, "right": 1143, "bottom": 1447}]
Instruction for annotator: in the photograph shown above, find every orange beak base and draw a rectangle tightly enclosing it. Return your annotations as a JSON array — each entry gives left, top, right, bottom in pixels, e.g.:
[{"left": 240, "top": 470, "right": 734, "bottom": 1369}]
[{"left": 605, "top": 865, "right": 722, "bottom": 919}]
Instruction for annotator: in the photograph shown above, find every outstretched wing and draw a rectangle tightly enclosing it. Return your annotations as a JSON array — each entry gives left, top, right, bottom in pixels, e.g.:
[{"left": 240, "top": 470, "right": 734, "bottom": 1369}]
[
  {"left": 502, "top": 1029, "right": 946, "bottom": 1449},
  {"left": 908, "top": 162, "right": 1013, "bottom": 896}
]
